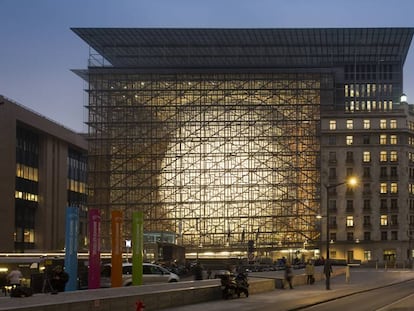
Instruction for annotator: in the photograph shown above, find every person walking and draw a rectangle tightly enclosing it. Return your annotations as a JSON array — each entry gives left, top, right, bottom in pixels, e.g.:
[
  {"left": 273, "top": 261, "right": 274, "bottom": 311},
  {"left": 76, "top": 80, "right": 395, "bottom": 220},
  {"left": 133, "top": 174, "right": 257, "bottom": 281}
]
[
  {"left": 284, "top": 263, "right": 294, "bottom": 289},
  {"left": 305, "top": 260, "right": 315, "bottom": 285}
]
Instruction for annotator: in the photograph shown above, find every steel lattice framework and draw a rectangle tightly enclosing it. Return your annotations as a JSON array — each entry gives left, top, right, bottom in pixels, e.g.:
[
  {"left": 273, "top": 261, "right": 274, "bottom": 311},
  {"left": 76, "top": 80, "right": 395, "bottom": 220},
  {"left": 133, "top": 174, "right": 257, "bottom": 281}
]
[{"left": 87, "top": 72, "right": 327, "bottom": 252}]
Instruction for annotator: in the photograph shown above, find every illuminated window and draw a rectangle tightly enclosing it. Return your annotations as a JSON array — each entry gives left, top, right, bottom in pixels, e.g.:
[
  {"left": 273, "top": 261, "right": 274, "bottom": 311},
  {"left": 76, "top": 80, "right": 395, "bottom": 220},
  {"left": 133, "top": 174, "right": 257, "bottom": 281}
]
[
  {"left": 24, "top": 229, "right": 35, "bottom": 243},
  {"left": 390, "top": 120, "right": 397, "bottom": 129},
  {"left": 364, "top": 250, "right": 372, "bottom": 260},
  {"left": 380, "top": 135, "right": 387, "bottom": 144},
  {"left": 329, "top": 120, "right": 336, "bottom": 130},
  {"left": 390, "top": 183, "right": 398, "bottom": 194},
  {"left": 346, "top": 216, "right": 354, "bottom": 227},
  {"left": 346, "top": 136, "right": 353, "bottom": 145},
  {"left": 379, "top": 151, "right": 387, "bottom": 162},
  {"left": 363, "top": 151, "right": 371, "bottom": 162},
  {"left": 390, "top": 135, "right": 397, "bottom": 144},
  {"left": 390, "top": 151, "right": 398, "bottom": 162},
  {"left": 380, "top": 215, "right": 388, "bottom": 226},
  {"left": 346, "top": 120, "right": 353, "bottom": 129},
  {"left": 380, "top": 119, "right": 387, "bottom": 129},
  {"left": 380, "top": 183, "right": 387, "bottom": 194}
]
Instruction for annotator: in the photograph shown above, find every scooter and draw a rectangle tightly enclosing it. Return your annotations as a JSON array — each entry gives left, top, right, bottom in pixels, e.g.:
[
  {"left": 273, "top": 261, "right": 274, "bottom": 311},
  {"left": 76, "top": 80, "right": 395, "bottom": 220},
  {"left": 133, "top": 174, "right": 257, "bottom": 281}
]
[{"left": 221, "top": 272, "right": 249, "bottom": 299}]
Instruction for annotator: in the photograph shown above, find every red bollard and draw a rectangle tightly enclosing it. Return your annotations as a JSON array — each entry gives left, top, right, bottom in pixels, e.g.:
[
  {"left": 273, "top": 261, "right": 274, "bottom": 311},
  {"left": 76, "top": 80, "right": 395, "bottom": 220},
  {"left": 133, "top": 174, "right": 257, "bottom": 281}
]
[{"left": 136, "top": 300, "right": 145, "bottom": 311}]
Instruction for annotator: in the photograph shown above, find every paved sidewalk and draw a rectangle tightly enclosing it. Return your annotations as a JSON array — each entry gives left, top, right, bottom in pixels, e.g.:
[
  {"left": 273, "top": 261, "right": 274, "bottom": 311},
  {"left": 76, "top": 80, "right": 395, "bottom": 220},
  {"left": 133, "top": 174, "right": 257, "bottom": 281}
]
[{"left": 163, "top": 268, "right": 414, "bottom": 311}]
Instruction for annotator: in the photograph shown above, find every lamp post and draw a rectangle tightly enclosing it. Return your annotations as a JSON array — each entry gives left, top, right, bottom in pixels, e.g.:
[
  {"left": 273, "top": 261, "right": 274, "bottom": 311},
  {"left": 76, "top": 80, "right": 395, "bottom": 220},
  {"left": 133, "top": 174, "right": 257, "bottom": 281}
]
[{"left": 323, "top": 176, "right": 358, "bottom": 290}]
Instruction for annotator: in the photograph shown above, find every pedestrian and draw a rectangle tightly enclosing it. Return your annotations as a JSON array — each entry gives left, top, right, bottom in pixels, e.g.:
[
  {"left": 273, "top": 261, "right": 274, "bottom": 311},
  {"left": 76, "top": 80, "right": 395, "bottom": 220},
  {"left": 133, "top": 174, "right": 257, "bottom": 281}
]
[
  {"left": 207, "top": 267, "right": 212, "bottom": 279},
  {"left": 305, "top": 260, "right": 315, "bottom": 285},
  {"left": 284, "top": 263, "right": 293, "bottom": 289},
  {"left": 50, "top": 265, "right": 69, "bottom": 292},
  {"left": 193, "top": 262, "right": 203, "bottom": 280},
  {"left": 7, "top": 266, "right": 23, "bottom": 287},
  {"left": 324, "top": 260, "right": 333, "bottom": 279},
  {"left": 345, "top": 264, "right": 350, "bottom": 283}
]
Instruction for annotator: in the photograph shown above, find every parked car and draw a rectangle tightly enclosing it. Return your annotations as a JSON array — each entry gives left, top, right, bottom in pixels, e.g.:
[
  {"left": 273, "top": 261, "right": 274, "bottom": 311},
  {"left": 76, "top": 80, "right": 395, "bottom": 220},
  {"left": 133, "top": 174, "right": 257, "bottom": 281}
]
[{"left": 100, "top": 262, "right": 180, "bottom": 287}]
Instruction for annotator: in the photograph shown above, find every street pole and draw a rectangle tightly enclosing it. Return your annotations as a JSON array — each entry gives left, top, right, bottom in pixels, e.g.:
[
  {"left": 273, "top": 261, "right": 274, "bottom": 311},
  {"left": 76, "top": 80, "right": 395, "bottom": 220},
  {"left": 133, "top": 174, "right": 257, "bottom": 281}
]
[
  {"left": 323, "top": 177, "right": 358, "bottom": 291},
  {"left": 325, "top": 184, "right": 331, "bottom": 290}
]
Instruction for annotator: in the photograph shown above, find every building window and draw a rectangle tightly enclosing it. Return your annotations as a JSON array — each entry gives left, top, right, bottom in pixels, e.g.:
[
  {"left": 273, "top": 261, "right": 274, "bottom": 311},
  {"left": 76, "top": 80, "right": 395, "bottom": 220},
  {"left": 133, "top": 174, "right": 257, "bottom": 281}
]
[
  {"left": 391, "top": 231, "right": 398, "bottom": 240},
  {"left": 390, "top": 135, "right": 397, "bottom": 144},
  {"left": 380, "top": 119, "right": 387, "bottom": 129},
  {"left": 380, "top": 167, "right": 387, "bottom": 178},
  {"left": 390, "top": 167, "right": 398, "bottom": 177},
  {"left": 346, "top": 120, "right": 353, "bottom": 129},
  {"left": 380, "top": 183, "right": 387, "bottom": 194},
  {"left": 363, "top": 151, "right": 371, "bottom": 162},
  {"left": 380, "top": 215, "right": 388, "bottom": 226},
  {"left": 346, "top": 136, "right": 353, "bottom": 145},
  {"left": 390, "top": 183, "right": 398, "bottom": 194},
  {"left": 390, "top": 120, "right": 397, "bottom": 129},
  {"left": 363, "top": 120, "right": 370, "bottom": 129},
  {"left": 329, "top": 232, "right": 336, "bottom": 242},
  {"left": 346, "top": 151, "right": 353, "bottom": 162},
  {"left": 391, "top": 215, "right": 398, "bottom": 226},
  {"left": 363, "top": 183, "right": 370, "bottom": 194},
  {"left": 390, "top": 151, "right": 398, "bottom": 162},
  {"left": 390, "top": 199, "right": 398, "bottom": 210},
  {"left": 346, "top": 200, "right": 353, "bottom": 212},
  {"left": 380, "top": 134, "right": 387, "bottom": 144},
  {"left": 363, "top": 135, "right": 370, "bottom": 144},
  {"left": 363, "top": 167, "right": 370, "bottom": 178},
  {"left": 346, "top": 168, "right": 353, "bottom": 177},
  {"left": 329, "top": 152, "right": 336, "bottom": 162},
  {"left": 363, "top": 200, "right": 371, "bottom": 211},
  {"left": 328, "top": 136, "right": 336, "bottom": 145},
  {"left": 380, "top": 199, "right": 388, "bottom": 210},
  {"left": 380, "top": 151, "right": 387, "bottom": 162},
  {"left": 363, "top": 216, "right": 371, "bottom": 225},
  {"left": 346, "top": 216, "right": 354, "bottom": 227},
  {"left": 329, "top": 167, "right": 336, "bottom": 179},
  {"left": 381, "top": 231, "right": 388, "bottom": 240},
  {"left": 329, "top": 120, "right": 336, "bottom": 130},
  {"left": 347, "top": 232, "right": 354, "bottom": 241},
  {"left": 364, "top": 232, "right": 371, "bottom": 241}
]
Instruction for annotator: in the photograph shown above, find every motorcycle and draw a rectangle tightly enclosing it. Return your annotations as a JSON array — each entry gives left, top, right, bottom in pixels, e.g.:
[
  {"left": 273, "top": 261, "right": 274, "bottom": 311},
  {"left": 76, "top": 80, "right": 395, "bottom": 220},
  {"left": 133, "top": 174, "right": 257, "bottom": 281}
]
[{"left": 220, "top": 272, "right": 249, "bottom": 299}]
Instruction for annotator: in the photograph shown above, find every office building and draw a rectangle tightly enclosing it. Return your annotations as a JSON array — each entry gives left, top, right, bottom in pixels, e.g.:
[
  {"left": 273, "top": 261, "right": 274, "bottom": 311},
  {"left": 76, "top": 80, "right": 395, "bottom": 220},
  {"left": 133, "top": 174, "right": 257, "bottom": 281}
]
[
  {"left": 73, "top": 28, "right": 414, "bottom": 263},
  {"left": 0, "top": 95, "right": 88, "bottom": 252}
]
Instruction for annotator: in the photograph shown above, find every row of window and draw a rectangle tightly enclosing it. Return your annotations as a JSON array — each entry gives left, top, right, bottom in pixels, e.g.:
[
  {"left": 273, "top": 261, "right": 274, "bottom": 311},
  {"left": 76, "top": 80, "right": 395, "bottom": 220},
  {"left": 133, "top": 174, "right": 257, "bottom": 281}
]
[
  {"left": 344, "top": 84, "right": 393, "bottom": 98},
  {"left": 345, "top": 100, "right": 393, "bottom": 112},
  {"left": 329, "top": 119, "right": 397, "bottom": 130},
  {"left": 330, "top": 231, "right": 399, "bottom": 242},
  {"left": 15, "top": 191, "right": 38, "bottom": 202},
  {"left": 334, "top": 134, "right": 399, "bottom": 146},
  {"left": 336, "top": 214, "right": 400, "bottom": 227},
  {"left": 329, "top": 150, "right": 398, "bottom": 162},
  {"left": 16, "top": 163, "right": 39, "bottom": 182}
]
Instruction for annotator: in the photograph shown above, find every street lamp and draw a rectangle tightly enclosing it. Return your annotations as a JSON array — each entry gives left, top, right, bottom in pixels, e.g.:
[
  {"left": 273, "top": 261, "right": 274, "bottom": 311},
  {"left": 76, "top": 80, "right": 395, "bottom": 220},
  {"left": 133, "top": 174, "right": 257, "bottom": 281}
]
[{"left": 323, "top": 176, "right": 358, "bottom": 290}]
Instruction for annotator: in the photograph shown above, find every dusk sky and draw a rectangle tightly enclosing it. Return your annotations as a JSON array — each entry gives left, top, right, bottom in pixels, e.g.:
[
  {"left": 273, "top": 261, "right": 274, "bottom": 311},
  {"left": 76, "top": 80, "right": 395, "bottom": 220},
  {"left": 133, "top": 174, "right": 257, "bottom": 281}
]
[{"left": 2, "top": 0, "right": 414, "bottom": 132}]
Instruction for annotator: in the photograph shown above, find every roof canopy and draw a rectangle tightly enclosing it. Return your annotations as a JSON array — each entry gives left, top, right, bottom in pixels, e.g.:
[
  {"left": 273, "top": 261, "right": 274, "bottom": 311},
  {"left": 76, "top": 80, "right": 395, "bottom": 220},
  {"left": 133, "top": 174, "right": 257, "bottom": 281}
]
[{"left": 72, "top": 28, "right": 414, "bottom": 69}]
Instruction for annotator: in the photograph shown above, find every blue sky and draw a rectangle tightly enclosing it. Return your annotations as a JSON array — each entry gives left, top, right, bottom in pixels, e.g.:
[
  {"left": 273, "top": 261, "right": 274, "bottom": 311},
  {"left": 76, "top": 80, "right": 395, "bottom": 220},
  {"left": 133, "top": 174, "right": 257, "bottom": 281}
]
[{"left": 1, "top": 0, "right": 414, "bottom": 132}]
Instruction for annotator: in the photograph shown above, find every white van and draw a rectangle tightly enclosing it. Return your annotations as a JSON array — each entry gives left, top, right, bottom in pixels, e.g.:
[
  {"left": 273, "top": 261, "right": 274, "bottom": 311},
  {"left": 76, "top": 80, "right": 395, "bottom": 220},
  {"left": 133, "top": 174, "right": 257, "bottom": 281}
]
[{"left": 100, "top": 262, "right": 180, "bottom": 287}]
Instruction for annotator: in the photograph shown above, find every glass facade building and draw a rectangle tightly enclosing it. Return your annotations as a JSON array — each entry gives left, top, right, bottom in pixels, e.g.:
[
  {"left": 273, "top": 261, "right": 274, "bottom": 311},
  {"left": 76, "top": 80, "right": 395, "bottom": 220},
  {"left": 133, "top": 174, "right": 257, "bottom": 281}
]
[{"left": 73, "top": 28, "right": 414, "bottom": 258}]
